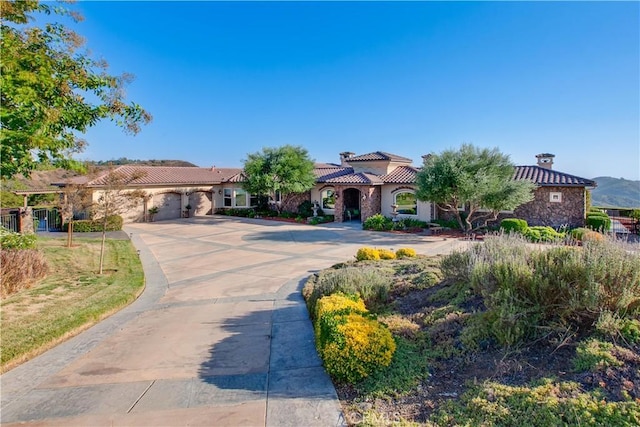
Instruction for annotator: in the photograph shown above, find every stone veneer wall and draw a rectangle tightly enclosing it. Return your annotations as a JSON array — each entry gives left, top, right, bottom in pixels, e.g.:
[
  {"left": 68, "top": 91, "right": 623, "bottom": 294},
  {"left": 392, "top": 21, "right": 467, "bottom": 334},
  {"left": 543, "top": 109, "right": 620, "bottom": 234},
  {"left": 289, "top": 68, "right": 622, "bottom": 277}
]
[
  {"left": 360, "top": 186, "right": 381, "bottom": 223},
  {"left": 331, "top": 185, "right": 381, "bottom": 222},
  {"left": 280, "top": 191, "right": 311, "bottom": 213},
  {"left": 512, "top": 186, "right": 586, "bottom": 228}
]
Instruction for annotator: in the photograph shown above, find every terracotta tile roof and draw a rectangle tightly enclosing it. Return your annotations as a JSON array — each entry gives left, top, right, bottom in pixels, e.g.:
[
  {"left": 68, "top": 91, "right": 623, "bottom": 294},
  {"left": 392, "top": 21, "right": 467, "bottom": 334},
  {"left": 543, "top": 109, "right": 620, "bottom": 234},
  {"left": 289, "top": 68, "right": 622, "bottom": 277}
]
[
  {"left": 314, "top": 166, "right": 354, "bottom": 182},
  {"left": 346, "top": 151, "right": 413, "bottom": 163},
  {"left": 514, "top": 166, "right": 596, "bottom": 187},
  {"left": 324, "top": 172, "right": 384, "bottom": 185},
  {"left": 86, "top": 166, "right": 244, "bottom": 187},
  {"left": 381, "top": 166, "right": 419, "bottom": 184}
]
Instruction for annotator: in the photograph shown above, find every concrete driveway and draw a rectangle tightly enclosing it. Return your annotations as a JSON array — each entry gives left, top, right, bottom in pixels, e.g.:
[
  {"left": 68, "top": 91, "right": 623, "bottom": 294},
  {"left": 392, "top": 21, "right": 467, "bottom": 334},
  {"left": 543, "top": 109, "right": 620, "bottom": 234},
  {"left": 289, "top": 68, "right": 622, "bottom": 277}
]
[{"left": 1, "top": 217, "right": 470, "bottom": 426}]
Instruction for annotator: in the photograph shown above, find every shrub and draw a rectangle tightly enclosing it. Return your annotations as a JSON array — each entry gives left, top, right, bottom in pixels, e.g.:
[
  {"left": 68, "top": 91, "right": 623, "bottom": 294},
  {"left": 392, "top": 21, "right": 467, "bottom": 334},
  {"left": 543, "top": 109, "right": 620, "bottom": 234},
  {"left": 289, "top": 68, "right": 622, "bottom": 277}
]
[
  {"left": 573, "top": 339, "right": 622, "bottom": 372},
  {"left": 524, "top": 226, "right": 564, "bottom": 242},
  {"left": 395, "top": 247, "right": 417, "bottom": 258},
  {"left": 500, "top": 218, "right": 528, "bottom": 234},
  {"left": 0, "top": 228, "right": 37, "bottom": 249},
  {"left": 65, "top": 215, "right": 123, "bottom": 232},
  {"left": 356, "top": 247, "right": 380, "bottom": 261},
  {"left": 298, "top": 200, "right": 323, "bottom": 218},
  {"left": 570, "top": 227, "right": 604, "bottom": 242},
  {"left": 377, "top": 249, "right": 396, "bottom": 260},
  {"left": 314, "top": 293, "right": 396, "bottom": 384},
  {"left": 443, "top": 234, "right": 640, "bottom": 346},
  {"left": 303, "top": 267, "right": 391, "bottom": 316},
  {"left": 1, "top": 249, "right": 48, "bottom": 298},
  {"left": 363, "top": 214, "right": 392, "bottom": 231},
  {"left": 586, "top": 212, "right": 611, "bottom": 232}
]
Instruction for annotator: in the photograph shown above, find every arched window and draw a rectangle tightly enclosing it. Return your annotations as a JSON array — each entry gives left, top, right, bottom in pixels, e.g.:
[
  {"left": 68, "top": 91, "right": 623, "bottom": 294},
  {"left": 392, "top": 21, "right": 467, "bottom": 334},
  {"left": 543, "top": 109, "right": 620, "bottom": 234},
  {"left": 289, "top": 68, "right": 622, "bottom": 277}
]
[
  {"left": 321, "top": 188, "right": 336, "bottom": 210},
  {"left": 395, "top": 191, "right": 417, "bottom": 215}
]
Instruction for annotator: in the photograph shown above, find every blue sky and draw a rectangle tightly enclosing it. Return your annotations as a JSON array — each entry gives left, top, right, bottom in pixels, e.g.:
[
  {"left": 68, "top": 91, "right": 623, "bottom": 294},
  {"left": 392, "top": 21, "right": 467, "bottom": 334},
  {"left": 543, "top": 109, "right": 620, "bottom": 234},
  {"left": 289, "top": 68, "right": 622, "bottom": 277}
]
[{"left": 62, "top": 1, "right": 638, "bottom": 180}]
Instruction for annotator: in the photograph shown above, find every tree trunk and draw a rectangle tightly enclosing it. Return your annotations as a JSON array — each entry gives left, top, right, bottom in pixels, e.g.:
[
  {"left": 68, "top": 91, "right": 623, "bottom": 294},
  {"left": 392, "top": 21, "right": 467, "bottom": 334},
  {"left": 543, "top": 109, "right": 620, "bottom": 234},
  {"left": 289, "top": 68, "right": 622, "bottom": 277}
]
[
  {"left": 67, "top": 220, "right": 74, "bottom": 248},
  {"left": 98, "top": 217, "right": 107, "bottom": 275}
]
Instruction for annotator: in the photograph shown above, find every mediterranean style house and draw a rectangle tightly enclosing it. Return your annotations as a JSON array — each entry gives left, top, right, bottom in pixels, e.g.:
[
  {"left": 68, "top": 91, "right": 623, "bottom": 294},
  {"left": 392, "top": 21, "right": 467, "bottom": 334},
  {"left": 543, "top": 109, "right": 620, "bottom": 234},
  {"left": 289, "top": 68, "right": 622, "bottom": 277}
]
[{"left": 52, "top": 151, "right": 596, "bottom": 228}]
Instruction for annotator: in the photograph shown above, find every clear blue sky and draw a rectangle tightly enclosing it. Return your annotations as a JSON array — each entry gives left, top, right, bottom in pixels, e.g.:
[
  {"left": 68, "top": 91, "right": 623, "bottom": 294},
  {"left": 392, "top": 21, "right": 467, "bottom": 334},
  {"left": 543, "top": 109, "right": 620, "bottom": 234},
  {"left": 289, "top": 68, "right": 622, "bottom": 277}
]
[{"left": 64, "top": 1, "right": 638, "bottom": 180}]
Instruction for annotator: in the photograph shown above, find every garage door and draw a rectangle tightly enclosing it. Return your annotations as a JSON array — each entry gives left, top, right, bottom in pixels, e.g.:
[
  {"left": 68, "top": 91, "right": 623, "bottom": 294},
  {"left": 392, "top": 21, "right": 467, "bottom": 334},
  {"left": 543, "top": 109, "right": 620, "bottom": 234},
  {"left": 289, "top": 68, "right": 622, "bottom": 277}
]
[
  {"left": 152, "top": 193, "right": 181, "bottom": 221},
  {"left": 189, "top": 192, "right": 212, "bottom": 216}
]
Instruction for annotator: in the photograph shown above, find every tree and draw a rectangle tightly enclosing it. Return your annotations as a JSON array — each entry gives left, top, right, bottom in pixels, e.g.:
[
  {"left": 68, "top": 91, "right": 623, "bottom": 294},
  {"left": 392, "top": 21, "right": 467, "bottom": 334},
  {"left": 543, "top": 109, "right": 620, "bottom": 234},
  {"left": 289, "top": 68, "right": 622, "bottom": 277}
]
[
  {"left": 0, "top": 0, "right": 152, "bottom": 179},
  {"left": 416, "top": 144, "right": 535, "bottom": 233},
  {"left": 242, "top": 145, "right": 316, "bottom": 212},
  {"left": 91, "top": 167, "right": 146, "bottom": 274}
]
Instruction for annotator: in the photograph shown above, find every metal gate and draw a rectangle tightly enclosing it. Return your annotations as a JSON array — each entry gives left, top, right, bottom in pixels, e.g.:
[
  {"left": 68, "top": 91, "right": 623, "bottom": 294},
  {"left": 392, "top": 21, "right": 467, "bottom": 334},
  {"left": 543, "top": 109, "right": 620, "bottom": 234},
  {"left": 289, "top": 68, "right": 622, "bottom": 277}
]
[
  {"left": 33, "top": 208, "right": 62, "bottom": 232},
  {"left": 1, "top": 212, "right": 19, "bottom": 232}
]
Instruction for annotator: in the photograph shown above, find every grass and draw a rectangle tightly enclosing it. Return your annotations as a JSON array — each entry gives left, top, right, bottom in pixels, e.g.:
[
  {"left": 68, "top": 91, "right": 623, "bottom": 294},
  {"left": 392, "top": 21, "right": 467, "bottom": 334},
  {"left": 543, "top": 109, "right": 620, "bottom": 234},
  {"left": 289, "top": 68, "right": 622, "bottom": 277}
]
[{"left": 1, "top": 237, "right": 145, "bottom": 372}]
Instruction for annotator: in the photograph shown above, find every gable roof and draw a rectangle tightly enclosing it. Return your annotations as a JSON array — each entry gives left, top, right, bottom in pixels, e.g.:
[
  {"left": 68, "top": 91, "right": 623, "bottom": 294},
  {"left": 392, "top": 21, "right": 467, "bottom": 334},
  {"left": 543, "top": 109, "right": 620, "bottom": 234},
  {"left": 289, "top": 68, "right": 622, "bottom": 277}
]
[
  {"left": 346, "top": 151, "right": 413, "bottom": 163},
  {"left": 322, "top": 171, "right": 384, "bottom": 185},
  {"left": 84, "top": 166, "right": 244, "bottom": 187},
  {"left": 514, "top": 165, "right": 596, "bottom": 187}
]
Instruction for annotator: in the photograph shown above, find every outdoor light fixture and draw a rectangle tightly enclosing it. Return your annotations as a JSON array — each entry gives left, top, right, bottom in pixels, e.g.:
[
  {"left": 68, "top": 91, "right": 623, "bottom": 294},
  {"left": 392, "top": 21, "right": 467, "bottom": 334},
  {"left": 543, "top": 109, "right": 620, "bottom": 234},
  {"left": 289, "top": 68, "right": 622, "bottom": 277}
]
[{"left": 218, "top": 189, "right": 222, "bottom": 194}]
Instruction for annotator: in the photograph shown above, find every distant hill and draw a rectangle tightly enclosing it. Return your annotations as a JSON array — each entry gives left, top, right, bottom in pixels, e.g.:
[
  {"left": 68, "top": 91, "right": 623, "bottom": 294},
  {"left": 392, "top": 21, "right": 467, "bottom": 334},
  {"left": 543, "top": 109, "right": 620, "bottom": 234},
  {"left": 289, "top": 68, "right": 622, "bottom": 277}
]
[
  {"left": 591, "top": 177, "right": 640, "bottom": 208},
  {"left": 87, "top": 158, "right": 197, "bottom": 167}
]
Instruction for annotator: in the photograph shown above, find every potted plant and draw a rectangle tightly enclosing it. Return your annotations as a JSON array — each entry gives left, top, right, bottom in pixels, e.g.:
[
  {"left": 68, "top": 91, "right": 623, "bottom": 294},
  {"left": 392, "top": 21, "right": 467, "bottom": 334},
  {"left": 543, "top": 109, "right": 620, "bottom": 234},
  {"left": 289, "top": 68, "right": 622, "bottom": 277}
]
[
  {"left": 148, "top": 206, "right": 159, "bottom": 222},
  {"left": 184, "top": 204, "right": 192, "bottom": 218}
]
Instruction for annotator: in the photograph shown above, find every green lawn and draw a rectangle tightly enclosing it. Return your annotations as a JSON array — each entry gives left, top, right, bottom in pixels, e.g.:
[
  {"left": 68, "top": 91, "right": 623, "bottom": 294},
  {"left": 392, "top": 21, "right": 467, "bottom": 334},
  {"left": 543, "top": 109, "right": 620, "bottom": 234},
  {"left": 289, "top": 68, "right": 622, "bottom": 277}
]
[{"left": 1, "top": 237, "right": 145, "bottom": 372}]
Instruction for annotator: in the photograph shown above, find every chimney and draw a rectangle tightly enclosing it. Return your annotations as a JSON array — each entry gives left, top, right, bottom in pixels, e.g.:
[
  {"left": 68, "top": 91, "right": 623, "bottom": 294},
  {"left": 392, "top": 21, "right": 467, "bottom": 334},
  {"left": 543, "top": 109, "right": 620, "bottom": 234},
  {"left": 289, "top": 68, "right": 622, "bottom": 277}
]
[
  {"left": 339, "top": 151, "right": 355, "bottom": 166},
  {"left": 210, "top": 165, "right": 216, "bottom": 171},
  {"left": 536, "top": 153, "right": 555, "bottom": 170}
]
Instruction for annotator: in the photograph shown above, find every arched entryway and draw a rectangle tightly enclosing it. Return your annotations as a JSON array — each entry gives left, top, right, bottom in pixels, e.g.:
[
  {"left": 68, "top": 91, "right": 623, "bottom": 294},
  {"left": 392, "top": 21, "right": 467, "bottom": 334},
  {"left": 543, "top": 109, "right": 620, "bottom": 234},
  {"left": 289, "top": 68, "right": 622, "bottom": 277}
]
[{"left": 342, "top": 188, "right": 361, "bottom": 221}]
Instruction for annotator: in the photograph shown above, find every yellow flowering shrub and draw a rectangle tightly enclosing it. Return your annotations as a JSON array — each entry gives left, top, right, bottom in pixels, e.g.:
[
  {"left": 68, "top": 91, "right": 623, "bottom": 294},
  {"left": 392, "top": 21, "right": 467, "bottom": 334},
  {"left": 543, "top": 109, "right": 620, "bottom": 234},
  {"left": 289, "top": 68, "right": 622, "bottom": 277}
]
[
  {"left": 377, "top": 249, "right": 396, "bottom": 260},
  {"left": 395, "top": 247, "right": 417, "bottom": 258},
  {"left": 356, "top": 247, "right": 380, "bottom": 261},
  {"left": 315, "top": 292, "right": 367, "bottom": 320},
  {"left": 314, "top": 293, "right": 397, "bottom": 384}
]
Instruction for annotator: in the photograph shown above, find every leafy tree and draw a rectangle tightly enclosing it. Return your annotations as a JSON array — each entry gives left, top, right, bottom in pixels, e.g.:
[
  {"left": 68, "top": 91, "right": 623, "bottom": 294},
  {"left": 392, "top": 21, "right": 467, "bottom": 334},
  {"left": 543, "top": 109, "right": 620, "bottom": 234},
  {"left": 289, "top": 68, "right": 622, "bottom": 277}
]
[
  {"left": 416, "top": 144, "right": 535, "bottom": 232},
  {"left": 242, "top": 145, "right": 316, "bottom": 212},
  {"left": 0, "top": 0, "right": 151, "bottom": 179}
]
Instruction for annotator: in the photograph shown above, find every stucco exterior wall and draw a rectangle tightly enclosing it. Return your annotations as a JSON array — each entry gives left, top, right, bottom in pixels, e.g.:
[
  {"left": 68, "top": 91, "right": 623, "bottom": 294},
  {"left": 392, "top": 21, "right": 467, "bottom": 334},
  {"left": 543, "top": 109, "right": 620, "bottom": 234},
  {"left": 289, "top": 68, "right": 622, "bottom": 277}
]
[{"left": 380, "top": 185, "right": 432, "bottom": 223}]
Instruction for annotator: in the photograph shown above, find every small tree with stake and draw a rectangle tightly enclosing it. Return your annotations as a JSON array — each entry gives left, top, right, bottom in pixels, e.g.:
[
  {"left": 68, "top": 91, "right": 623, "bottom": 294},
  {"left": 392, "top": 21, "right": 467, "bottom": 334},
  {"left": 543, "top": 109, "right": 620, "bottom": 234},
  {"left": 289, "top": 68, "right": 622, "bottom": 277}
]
[
  {"left": 416, "top": 144, "right": 535, "bottom": 233},
  {"left": 92, "top": 167, "right": 146, "bottom": 274}
]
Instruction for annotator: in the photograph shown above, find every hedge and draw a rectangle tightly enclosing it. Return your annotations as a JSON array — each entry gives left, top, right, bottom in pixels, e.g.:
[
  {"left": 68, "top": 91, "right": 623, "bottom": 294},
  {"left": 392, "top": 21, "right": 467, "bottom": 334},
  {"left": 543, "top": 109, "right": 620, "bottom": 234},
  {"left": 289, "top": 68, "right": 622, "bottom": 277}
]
[{"left": 64, "top": 215, "right": 123, "bottom": 232}]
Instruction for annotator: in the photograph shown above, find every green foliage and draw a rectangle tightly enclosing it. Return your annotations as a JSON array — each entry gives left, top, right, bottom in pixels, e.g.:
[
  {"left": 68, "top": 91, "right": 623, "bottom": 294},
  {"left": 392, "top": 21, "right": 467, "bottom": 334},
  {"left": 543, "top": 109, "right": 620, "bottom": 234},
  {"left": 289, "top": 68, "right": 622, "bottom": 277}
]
[
  {"left": 586, "top": 212, "right": 612, "bottom": 232},
  {"left": 355, "top": 337, "right": 428, "bottom": 397},
  {"left": 573, "top": 339, "right": 622, "bottom": 372},
  {"left": 242, "top": 145, "right": 315, "bottom": 209},
  {"left": 432, "top": 380, "right": 640, "bottom": 426},
  {"left": 66, "top": 215, "right": 123, "bottom": 232},
  {"left": 303, "top": 266, "right": 391, "bottom": 316},
  {"left": 314, "top": 293, "right": 396, "bottom": 384},
  {"left": 0, "top": 190, "right": 24, "bottom": 208},
  {"left": 430, "top": 218, "right": 462, "bottom": 229},
  {"left": 0, "top": 0, "right": 151, "bottom": 179},
  {"left": 0, "top": 227, "right": 37, "bottom": 249},
  {"left": 395, "top": 248, "right": 417, "bottom": 258},
  {"left": 523, "top": 226, "right": 565, "bottom": 242},
  {"left": 500, "top": 218, "right": 528, "bottom": 234},
  {"left": 441, "top": 234, "right": 640, "bottom": 346},
  {"left": 297, "top": 200, "right": 323, "bottom": 218},
  {"left": 356, "top": 247, "right": 381, "bottom": 261},
  {"left": 363, "top": 214, "right": 392, "bottom": 231},
  {"left": 415, "top": 144, "right": 535, "bottom": 232}
]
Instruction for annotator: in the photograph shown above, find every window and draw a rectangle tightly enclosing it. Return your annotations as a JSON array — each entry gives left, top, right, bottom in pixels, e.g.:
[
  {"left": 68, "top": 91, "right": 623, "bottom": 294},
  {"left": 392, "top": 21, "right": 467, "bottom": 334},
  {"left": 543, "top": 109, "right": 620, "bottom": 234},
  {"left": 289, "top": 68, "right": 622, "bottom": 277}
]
[
  {"left": 250, "top": 194, "right": 259, "bottom": 207},
  {"left": 321, "top": 188, "right": 335, "bottom": 210},
  {"left": 223, "top": 188, "right": 232, "bottom": 207},
  {"left": 395, "top": 192, "right": 417, "bottom": 215},
  {"left": 235, "top": 188, "right": 247, "bottom": 207},
  {"left": 550, "top": 192, "right": 562, "bottom": 203}
]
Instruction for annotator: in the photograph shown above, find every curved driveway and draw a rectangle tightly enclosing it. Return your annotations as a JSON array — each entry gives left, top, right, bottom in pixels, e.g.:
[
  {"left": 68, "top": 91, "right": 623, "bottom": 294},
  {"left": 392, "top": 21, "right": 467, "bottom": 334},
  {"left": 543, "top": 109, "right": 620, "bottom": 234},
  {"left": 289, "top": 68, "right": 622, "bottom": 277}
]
[{"left": 1, "top": 217, "right": 469, "bottom": 426}]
